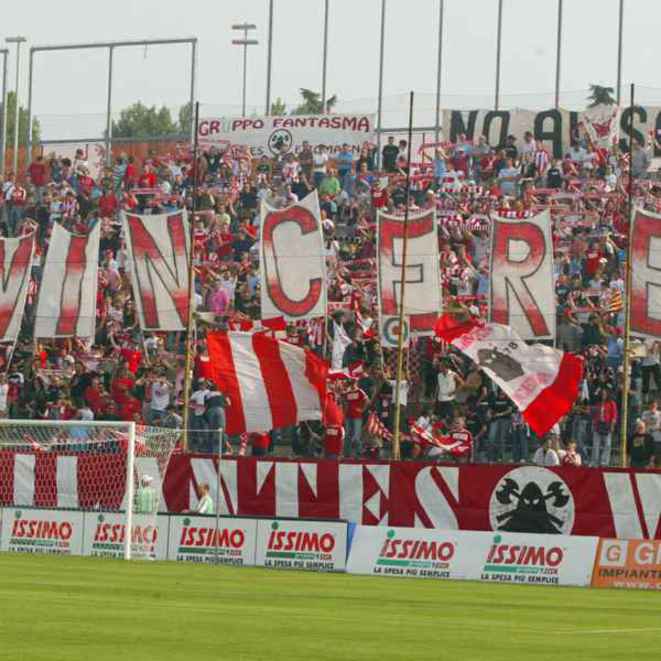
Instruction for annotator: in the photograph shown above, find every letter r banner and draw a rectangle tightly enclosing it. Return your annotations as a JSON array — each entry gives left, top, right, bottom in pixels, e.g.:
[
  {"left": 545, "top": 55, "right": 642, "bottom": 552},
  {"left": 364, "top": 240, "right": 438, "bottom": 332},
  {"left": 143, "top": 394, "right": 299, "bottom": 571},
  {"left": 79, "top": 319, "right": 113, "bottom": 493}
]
[{"left": 489, "top": 210, "right": 555, "bottom": 340}]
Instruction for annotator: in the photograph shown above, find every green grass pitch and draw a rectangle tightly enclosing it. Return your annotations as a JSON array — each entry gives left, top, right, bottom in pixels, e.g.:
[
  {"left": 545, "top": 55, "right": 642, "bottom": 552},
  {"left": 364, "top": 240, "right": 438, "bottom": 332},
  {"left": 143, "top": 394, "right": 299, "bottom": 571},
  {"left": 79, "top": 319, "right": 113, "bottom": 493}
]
[{"left": 0, "top": 553, "right": 658, "bottom": 661}]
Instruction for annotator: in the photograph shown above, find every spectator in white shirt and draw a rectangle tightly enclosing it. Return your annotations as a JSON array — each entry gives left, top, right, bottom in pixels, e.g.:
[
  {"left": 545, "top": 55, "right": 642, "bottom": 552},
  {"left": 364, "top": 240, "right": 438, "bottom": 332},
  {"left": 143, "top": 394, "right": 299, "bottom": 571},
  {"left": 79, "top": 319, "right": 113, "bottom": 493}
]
[
  {"left": 532, "top": 436, "right": 560, "bottom": 466},
  {"left": 435, "top": 361, "right": 464, "bottom": 421},
  {"left": 149, "top": 375, "right": 171, "bottom": 424}
]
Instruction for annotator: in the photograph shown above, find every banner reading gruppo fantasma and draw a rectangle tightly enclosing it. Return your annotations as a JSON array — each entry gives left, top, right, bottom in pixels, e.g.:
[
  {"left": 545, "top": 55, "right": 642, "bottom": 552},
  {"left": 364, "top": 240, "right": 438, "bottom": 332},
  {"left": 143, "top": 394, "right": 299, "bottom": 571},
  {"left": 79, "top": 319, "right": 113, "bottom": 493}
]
[{"left": 198, "top": 114, "right": 375, "bottom": 157}]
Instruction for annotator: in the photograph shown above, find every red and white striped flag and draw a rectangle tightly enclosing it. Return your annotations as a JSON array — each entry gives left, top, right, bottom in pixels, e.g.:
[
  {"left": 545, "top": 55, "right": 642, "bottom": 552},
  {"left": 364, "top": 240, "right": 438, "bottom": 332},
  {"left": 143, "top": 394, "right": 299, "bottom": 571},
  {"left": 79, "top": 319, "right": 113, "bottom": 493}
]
[
  {"left": 435, "top": 314, "right": 583, "bottom": 436},
  {"left": 365, "top": 411, "right": 392, "bottom": 442},
  {"left": 206, "top": 331, "right": 328, "bottom": 435}
]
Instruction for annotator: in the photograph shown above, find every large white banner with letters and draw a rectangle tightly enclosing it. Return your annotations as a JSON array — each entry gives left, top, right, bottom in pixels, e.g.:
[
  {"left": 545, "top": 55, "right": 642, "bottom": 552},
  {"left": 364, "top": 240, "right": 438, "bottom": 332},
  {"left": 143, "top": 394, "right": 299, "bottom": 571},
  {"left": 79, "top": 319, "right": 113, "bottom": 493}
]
[
  {"left": 198, "top": 114, "right": 375, "bottom": 157},
  {"left": 377, "top": 208, "right": 441, "bottom": 343},
  {"left": 489, "top": 209, "right": 555, "bottom": 341},
  {"left": 260, "top": 191, "right": 326, "bottom": 322}
]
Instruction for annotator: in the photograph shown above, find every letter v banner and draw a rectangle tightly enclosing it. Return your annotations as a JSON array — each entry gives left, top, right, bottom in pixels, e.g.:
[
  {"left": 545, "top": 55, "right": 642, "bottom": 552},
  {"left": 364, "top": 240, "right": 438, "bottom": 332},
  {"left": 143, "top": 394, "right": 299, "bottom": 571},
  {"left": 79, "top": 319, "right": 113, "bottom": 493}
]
[
  {"left": 0, "top": 233, "right": 35, "bottom": 343},
  {"left": 377, "top": 208, "right": 441, "bottom": 338},
  {"left": 260, "top": 191, "right": 326, "bottom": 321},
  {"left": 123, "top": 211, "right": 191, "bottom": 331},
  {"left": 34, "top": 222, "right": 100, "bottom": 339},
  {"left": 489, "top": 209, "right": 555, "bottom": 341}
]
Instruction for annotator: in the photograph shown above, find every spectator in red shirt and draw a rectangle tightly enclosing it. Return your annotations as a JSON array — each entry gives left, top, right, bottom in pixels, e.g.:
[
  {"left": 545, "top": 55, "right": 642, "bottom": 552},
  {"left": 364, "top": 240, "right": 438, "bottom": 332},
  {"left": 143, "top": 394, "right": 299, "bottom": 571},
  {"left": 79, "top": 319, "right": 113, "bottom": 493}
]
[
  {"left": 591, "top": 388, "right": 618, "bottom": 467},
  {"left": 251, "top": 431, "right": 271, "bottom": 457},
  {"left": 98, "top": 190, "right": 119, "bottom": 218},
  {"left": 27, "top": 155, "right": 49, "bottom": 200},
  {"left": 344, "top": 378, "right": 368, "bottom": 457}
]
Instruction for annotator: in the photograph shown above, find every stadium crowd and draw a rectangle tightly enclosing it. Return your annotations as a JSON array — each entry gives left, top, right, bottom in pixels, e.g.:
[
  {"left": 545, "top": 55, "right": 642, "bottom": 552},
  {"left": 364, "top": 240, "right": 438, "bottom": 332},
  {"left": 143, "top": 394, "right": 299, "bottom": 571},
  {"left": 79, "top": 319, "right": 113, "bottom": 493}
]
[{"left": 0, "top": 124, "right": 660, "bottom": 470}]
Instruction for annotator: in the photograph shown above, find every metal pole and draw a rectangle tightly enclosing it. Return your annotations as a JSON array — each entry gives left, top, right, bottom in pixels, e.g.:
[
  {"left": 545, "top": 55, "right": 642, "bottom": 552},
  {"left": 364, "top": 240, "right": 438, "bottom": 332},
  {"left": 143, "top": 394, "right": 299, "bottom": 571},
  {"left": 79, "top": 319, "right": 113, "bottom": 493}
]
[
  {"left": 105, "top": 46, "right": 114, "bottom": 166},
  {"left": 214, "top": 432, "right": 222, "bottom": 564},
  {"left": 182, "top": 101, "right": 200, "bottom": 450},
  {"left": 321, "top": 0, "right": 329, "bottom": 113},
  {"left": 26, "top": 49, "right": 33, "bottom": 167},
  {"left": 434, "top": 0, "right": 444, "bottom": 144},
  {"left": 620, "top": 83, "right": 635, "bottom": 469},
  {"left": 376, "top": 0, "right": 386, "bottom": 168},
  {"left": 124, "top": 421, "right": 136, "bottom": 561},
  {"left": 495, "top": 0, "right": 503, "bottom": 111},
  {"left": 392, "top": 91, "right": 414, "bottom": 462},
  {"left": 242, "top": 37, "right": 247, "bottom": 116},
  {"left": 616, "top": 0, "right": 624, "bottom": 104},
  {"left": 190, "top": 39, "right": 197, "bottom": 140},
  {"left": 12, "top": 42, "right": 22, "bottom": 174},
  {"left": 266, "top": 0, "right": 274, "bottom": 114},
  {"left": 0, "top": 50, "right": 8, "bottom": 176},
  {"left": 554, "top": 0, "right": 563, "bottom": 109}
]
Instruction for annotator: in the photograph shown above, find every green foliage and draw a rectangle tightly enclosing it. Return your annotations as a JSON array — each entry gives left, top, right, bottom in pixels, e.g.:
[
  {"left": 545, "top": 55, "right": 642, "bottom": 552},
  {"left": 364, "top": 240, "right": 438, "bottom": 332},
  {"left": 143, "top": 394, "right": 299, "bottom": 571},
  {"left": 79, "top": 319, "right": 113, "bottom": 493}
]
[
  {"left": 1, "top": 91, "right": 40, "bottom": 146},
  {"left": 270, "top": 97, "right": 287, "bottom": 116},
  {"left": 111, "top": 101, "right": 180, "bottom": 138},
  {"left": 292, "top": 88, "right": 337, "bottom": 115},
  {"left": 587, "top": 84, "right": 617, "bottom": 107}
]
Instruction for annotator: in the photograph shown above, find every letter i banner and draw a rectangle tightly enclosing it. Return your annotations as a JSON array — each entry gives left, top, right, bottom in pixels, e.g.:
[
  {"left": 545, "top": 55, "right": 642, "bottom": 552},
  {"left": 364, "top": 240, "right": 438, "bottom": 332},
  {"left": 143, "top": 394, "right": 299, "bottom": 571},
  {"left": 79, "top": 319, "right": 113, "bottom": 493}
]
[
  {"left": 260, "top": 191, "right": 326, "bottom": 322},
  {"left": 34, "top": 222, "right": 101, "bottom": 339},
  {"left": 123, "top": 211, "right": 191, "bottom": 331},
  {"left": 377, "top": 208, "right": 441, "bottom": 342},
  {"left": 488, "top": 209, "right": 555, "bottom": 341},
  {"left": 435, "top": 314, "right": 583, "bottom": 436}
]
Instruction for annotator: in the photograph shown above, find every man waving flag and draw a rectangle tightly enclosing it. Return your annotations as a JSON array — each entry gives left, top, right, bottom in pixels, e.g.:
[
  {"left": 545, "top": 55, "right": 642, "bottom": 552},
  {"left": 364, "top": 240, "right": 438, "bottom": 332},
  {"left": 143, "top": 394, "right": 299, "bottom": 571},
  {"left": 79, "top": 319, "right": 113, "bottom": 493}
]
[{"left": 435, "top": 314, "right": 583, "bottom": 436}]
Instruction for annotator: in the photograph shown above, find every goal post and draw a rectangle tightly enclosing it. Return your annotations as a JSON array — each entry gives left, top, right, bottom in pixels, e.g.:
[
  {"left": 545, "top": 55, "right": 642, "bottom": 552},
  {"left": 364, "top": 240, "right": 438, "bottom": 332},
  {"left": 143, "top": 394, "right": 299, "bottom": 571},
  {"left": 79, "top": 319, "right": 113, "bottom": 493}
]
[{"left": 0, "top": 420, "right": 180, "bottom": 560}]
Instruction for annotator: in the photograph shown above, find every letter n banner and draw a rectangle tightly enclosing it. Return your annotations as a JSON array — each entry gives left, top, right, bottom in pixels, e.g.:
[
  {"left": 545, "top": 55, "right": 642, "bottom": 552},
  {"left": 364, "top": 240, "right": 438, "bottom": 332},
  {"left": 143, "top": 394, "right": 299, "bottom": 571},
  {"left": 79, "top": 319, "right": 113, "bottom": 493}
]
[
  {"left": 0, "top": 233, "right": 34, "bottom": 343},
  {"left": 489, "top": 210, "right": 555, "bottom": 340},
  {"left": 123, "top": 211, "right": 191, "bottom": 331},
  {"left": 34, "top": 222, "right": 100, "bottom": 339},
  {"left": 260, "top": 191, "right": 326, "bottom": 321},
  {"left": 377, "top": 209, "right": 441, "bottom": 338},
  {"left": 631, "top": 208, "right": 661, "bottom": 337}
]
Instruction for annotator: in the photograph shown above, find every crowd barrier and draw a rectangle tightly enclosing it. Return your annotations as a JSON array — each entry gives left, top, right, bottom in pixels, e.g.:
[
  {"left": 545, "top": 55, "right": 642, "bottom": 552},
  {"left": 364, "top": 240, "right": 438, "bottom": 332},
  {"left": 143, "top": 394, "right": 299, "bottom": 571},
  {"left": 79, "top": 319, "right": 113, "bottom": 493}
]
[{"left": 1, "top": 507, "right": 659, "bottom": 590}]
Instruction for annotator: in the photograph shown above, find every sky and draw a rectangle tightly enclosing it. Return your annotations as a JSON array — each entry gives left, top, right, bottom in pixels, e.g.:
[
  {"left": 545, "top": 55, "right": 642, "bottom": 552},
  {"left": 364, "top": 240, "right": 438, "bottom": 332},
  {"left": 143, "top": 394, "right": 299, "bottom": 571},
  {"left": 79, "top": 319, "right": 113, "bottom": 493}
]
[{"left": 2, "top": 0, "right": 659, "bottom": 140}]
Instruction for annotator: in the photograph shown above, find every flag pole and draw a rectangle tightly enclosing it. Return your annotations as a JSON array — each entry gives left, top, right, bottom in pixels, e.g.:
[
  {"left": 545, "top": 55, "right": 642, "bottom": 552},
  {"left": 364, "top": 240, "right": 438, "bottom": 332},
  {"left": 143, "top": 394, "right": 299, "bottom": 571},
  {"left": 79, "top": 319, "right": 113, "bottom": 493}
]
[
  {"left": 620, "top": 83, "right": 635, "bottom": 469},
  {"left": 392, "top": 91, "right": 414, "bottom": 461},
  {"left": 182, "top": 100, "right": 200, "bottom": 451}
]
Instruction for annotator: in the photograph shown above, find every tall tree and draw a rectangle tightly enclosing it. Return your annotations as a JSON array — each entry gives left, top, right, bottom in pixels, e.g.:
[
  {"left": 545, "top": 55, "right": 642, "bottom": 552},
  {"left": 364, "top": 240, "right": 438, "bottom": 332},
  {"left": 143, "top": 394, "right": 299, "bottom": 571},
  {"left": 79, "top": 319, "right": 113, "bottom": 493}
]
[
  {"left": 587, "top": 85, "right": 617, "bottom": 107},
  {"left": 270, "top": 97, "right": 287, "bottom": 116},
  {"left": 178, "top": 102, "right": 193, "bottom": 135},
  {"left": 1, "top": 91, "right": 40, "bottom": 146},
  {"left": 111, "top": 102, "right": 179, "bottom": 138},
  {"left": 292, "top": 88, "right": 337, "bottom": 115}
]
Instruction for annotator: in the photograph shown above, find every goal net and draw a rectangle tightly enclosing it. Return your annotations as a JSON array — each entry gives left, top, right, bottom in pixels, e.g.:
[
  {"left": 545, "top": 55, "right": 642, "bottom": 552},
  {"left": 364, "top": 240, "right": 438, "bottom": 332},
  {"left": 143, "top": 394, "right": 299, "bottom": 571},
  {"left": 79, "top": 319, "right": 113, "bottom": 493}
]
[{"left": 0, "top": 421, "right": 180, "bottom": 560}]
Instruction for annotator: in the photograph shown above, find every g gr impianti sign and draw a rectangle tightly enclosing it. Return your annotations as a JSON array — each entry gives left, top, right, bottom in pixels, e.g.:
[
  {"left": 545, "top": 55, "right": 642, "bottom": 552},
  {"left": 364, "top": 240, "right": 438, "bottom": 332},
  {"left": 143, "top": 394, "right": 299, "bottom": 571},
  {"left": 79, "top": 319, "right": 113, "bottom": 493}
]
[
  {"left": 168, "top": 516, "right": 257, "bottom": 566},
  {"left": 81, "top": 513, "right": 169, "bottom": 560},
  {"left": 346, "top": 526, "right": 468, "bottom": 580},
  {"left": 255, "top": 520, "right": 347, "bottom": 571},
  {"left": 479, "top": 532, "right": 598, "bottom": 587},
  {"left": 0, "top": 508, "right": 84, "bottom": 556}
]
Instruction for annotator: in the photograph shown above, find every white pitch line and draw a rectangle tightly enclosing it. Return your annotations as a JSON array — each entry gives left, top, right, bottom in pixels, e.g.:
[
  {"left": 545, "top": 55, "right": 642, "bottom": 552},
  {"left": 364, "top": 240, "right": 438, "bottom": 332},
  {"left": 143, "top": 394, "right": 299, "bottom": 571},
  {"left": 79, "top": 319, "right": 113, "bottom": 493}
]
[{"left": 557, "top": 627, "right": 661, "bottom": 635}]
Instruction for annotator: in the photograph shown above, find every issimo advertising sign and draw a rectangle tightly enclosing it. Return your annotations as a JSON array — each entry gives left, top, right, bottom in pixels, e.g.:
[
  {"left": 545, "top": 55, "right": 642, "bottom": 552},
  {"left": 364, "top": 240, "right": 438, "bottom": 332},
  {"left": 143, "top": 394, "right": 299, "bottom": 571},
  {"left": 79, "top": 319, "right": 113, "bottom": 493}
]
[
  {"left": 0, "top": 508, "right": 83, "bottom": 556},
  {"left": 81, "top": 513, "right": 169, "bottom": 561},
  {"left": 592, "top": 539, "right": 661, "bottom": 590},
  {"left": 347, "top": 527, "right": 597, "bottom": 586},
  {"left": 479, "top": 533, "right": 597, "bottom": 586},
  {"left": 347, "top": 527, "right": 466, "bottom": 580},
  {"left": 168, "top": 516, "right": 257, "bottom": 566},
  {"left": 255, "top": 520, "right": 347, "bottom": 572}
]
